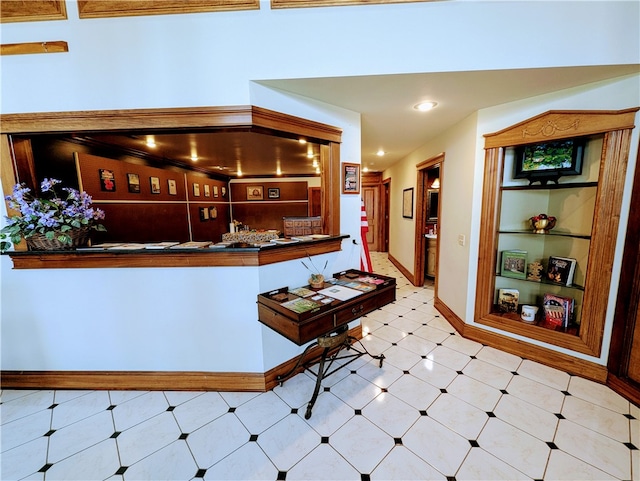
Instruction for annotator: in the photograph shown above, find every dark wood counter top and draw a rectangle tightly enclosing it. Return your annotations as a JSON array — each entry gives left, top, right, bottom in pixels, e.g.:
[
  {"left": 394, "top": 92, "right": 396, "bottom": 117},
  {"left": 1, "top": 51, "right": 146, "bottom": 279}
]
[{"left": 6, "top": 235, "right": 350, "bottom": 269}]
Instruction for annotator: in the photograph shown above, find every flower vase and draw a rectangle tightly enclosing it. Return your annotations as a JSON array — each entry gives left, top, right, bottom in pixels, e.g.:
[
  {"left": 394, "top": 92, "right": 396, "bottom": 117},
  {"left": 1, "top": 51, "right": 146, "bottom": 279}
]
[
  {"left": 309, "top": 275, "right": 325, "bottom": 289},
  {"left": 26, "top": 228, "right": 90, "bottom": 251}
]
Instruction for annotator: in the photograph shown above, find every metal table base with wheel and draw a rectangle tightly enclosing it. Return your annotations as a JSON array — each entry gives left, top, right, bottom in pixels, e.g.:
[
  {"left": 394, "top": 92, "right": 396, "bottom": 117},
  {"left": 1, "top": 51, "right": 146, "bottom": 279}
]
[{"left": 276, "top": 324, "right": 385, "bottom": 419}]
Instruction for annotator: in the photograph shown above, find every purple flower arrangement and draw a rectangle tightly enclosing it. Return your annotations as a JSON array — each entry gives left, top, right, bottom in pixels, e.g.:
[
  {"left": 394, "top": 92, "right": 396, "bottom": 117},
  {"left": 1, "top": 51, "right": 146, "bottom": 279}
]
[{"left": 1, "top": 178, "right": 106, "bottom": 251}]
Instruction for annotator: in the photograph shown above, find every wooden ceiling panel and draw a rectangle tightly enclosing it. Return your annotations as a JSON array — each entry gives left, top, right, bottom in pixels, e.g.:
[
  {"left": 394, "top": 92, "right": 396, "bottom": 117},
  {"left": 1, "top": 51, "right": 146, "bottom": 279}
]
[
  {"left": 0, "top": 1, "right": 67, "bottom": 23},
  {"left": 77, "top": 0, "right": 260, "bottom": 19}
]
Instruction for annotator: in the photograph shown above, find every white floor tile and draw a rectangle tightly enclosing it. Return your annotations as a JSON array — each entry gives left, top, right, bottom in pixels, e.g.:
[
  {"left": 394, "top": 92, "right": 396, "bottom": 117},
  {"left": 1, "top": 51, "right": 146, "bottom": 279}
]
[
  {"left": 204, "top": 442, "right": 278, "bottom": 480},
  {"left": 403, "top": 416, "right": 470, "bottom": 477},
  {"left": 380, "top": 345, "right": 422, "bottom": 371},
  {"left": 442, "top": 334, "right": 483, "bottom": 356},
  {"left": 286, "top": 443, "right": 360, "bottom": 481},
  {"left": 554, "top": 419, "right": 632, "bottom": 480},
  {"left": 455, "top": 447, "right": 531, "bottom": 481},
  {"left": 47, "top": 410, "right": 115, "bottom": 464},
  {"left": 462, "top": 358, "right": 514, "bottom": 390},
  {"left": 257, "top": 414, "right": 320, "bottom": 471},
  {"left": 518, "top": 359, "right": 571, "bottom": 391},
  {"left": 0, "top": 391, "right": 54, "bottom": 425},
  {"left": 0, "top": 436, "right": 49, "bottom": 481},
  {"left": 187, "top": 412, "right": 249, "bottom": 468},
  {"left": 233, "top": 391, "right": 291, "bottom": 434},
  {"left": 362, "top": 391, "right": 420, "bottom": 437},
  {"left": 170, "top": 392, "right": 229, "bottom": 433},
  {"left": 1, "top": 409, "right": 51, "bottom": 453},
  {"left": 427, "top": 393, "right": 488, "bottom": 440},
  {"left": 356, "top": 356, "right": 404, "bottom": 389},
  {"left": 298, "top": 391, "right": 354, "bottom": 436},
  {"left": 123, "top": 440, "right": 198, "bottom": 480},
  {"left": 386, "top": 374, "right": 441, "bottom": 410},
  {"left": 568, "top": 376, "right": 631, "bottom": 414},
  {"left": 506, "top": 373, "right": 565, "bottom": 413},
  {"left": 330, "top": 372, "right": 382, "bottom": 409},
  {"left": 116, "top": 411, "right": 181, "bottom": 467},
  {"left": 111, "top": 391, "right": 169, "bottom": 432},
  {"left": 409, "top": 357, "right": 458, "bottom": 389},
  {"left": 475, "top": 345, "right": 522, "bottom": 372},
  {"left": 561, "top": 394, "right": 631, "bottom": 442},
  {"left": 477, "top": 417, "right": 550, "bottom": 479},
  {"left": 493, "top": 393, "right": 558, "bottom": 442},
  {"left": 446, "top": 374, "right": 502, "bottom": 412},
  {"left": 371, "top": 445, "right": 446, "bottom": 481},
  {"left": 273, "top": 372, "right": 319, "bottom": 409},
  {"left": 330, "top": 415, "right": 394, "bottom": 473},
  {"left": 51, "top": 390, "right": 111, "bottom": 430},
  {"left": 426, "top": 345, "right": 472, "bottom": 372},
  {"left": 44, "top": 439, "right": 120, "bottom": 481},
  {"left": 544, "top": 449, "right": 618, "bottom": 480}
]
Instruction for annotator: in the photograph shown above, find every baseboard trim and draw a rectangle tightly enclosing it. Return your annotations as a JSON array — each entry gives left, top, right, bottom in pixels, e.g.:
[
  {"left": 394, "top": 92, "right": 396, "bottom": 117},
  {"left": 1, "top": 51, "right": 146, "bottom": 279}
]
[
  {"left": 387, "top": 253, "right": 415, "bottom": 285},
  {"left": 434, "top": 297, "right": 608, "bottom": 384},
  {"left": 1, "top": 325, "right": 364, "bottom": 392}
]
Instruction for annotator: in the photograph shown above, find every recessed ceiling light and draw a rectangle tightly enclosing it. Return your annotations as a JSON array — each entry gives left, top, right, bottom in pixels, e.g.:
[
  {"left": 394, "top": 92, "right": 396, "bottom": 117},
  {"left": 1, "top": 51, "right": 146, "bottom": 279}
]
[
  {"left": 414, "top": 101, "right": 438, "bottom": 112},
  {"left": 376, "top": 149, "right": 385, "bottom": 156}
]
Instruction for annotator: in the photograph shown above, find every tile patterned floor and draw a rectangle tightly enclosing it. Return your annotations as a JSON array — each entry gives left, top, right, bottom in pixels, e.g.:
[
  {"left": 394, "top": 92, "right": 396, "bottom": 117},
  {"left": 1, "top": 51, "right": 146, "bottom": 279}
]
[{"left": 1, "top": 252, "right": 638, "bottom": 480}]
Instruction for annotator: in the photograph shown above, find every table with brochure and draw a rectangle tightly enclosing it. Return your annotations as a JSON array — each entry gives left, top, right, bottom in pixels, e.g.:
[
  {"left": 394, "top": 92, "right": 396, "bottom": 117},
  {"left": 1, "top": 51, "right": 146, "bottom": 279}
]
[{"left": 257, "top": 269, "right": 396, "bottom": 418}]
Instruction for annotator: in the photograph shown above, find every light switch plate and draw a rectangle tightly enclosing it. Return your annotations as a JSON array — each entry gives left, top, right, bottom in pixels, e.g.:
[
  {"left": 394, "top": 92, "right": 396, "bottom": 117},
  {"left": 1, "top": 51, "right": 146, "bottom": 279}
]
[{"left": 458, "top": 234, "right": 466, "bottom": 246}]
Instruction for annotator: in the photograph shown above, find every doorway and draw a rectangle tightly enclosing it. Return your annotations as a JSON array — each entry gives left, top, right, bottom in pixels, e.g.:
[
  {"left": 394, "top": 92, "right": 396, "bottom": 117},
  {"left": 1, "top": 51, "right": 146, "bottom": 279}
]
[{"left": 414, "top": 154, "right": 444, "bottom": 289}]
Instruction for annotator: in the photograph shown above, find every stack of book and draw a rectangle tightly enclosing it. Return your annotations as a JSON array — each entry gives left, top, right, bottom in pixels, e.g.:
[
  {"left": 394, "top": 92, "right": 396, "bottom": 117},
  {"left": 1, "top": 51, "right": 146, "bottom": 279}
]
[{"left": 542, "top": 293, "right": 574, "bottom": 329}]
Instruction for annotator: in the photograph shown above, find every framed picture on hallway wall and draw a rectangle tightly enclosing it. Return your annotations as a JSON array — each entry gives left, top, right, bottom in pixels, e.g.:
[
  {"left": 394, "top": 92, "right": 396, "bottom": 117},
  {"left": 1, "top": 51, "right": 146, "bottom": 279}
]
[
  {"left": 342, "top": 162, "right": 360, "bottom": 194},
  {"left": 403, "top": 188, "right": 414, "bottom": 218}
]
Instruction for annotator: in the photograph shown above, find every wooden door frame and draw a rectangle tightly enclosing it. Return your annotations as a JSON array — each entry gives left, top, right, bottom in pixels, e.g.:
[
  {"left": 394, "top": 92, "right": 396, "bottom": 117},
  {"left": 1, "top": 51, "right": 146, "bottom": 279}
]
[
  {"left": 414, "top": 153, "right": 444, "bottom": 288},
  {"left": 382, "top": 177, "right": 390, "bottom": 253}
]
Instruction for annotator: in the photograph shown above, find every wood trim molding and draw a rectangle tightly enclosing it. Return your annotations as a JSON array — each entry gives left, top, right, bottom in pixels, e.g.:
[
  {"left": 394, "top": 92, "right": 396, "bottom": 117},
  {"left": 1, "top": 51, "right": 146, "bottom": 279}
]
[
  {"left": 6, "top": 236, "right": 347, "bottom": 269},
  {"left": 434, "top": 297, "right": 608, "bottom": 383},
  {"left": 0, "top": 41, "right": 68, "bottom": 56},
  {"left": 77, "top": 0, "right": 260, "bottom": 19},
  {"left": 0, "top": 1, "right": 67, "bottom": 23},
  {"left": 1, "top": 325, "right": 363, "bottom": 392},
  {"left": 484, "top": 108, "right": 639, "bottom": 149},
  {"left": 271, "top": 0, "right": 435, "bottom": 9},
  {"left": 387, "top": 252, "right": 416, "bottom": 285}
]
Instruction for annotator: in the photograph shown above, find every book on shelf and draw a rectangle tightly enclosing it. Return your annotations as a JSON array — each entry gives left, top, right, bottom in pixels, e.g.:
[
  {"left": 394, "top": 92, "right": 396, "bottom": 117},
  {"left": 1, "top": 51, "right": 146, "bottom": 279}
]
[
  {"left": 281, "top": 297, "right": 321, "bottom": 314},
  {"left": 170, "top": 241, "right": 212, "bottom": 249},
  {"left": 288, "top": 287, "right": 316, "bottom": 298},
  {"left": 546, "top": 256, "right": 577, "bottom": 286},
  {"left": 542, "top": 293, "right": 574, "bottom": 328},
  {"left": 497, "top": 288, "right": 519, "bottom": 313},
  {"left": 500, "top": 250, "right": 527, "bottom": 279}
]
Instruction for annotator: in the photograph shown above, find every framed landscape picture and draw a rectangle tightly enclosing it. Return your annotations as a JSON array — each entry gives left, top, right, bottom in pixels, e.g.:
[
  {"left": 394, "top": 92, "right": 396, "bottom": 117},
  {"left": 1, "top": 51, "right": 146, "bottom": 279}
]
[
  {"left": 268, "top": 188, "right": 280, "bottom": 199},
  {"left": 247, "top": 185, "right": 263, "bottom": 200},
  {"left": 342, "top": 163, "right": 360, "bottom": 194}
]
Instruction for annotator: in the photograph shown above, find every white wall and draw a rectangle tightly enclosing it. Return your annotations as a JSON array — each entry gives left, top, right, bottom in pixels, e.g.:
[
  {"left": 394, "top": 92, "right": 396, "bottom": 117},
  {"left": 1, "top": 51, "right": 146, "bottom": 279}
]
[{"left": 1, "top": 1, "right": 639, "bottom": 373}]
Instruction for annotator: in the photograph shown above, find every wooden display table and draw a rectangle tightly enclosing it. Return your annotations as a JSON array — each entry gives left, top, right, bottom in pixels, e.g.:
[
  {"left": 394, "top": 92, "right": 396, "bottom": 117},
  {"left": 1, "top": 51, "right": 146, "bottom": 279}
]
[{"left": 257, "top": 269, "right": 396, "bottom": 417}]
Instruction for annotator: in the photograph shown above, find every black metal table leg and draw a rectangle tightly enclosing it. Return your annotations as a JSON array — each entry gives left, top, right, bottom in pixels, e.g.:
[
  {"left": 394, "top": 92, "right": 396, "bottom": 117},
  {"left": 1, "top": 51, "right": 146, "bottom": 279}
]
[{"left": 305, "top": 346, "right": 330, "bottom": 419}]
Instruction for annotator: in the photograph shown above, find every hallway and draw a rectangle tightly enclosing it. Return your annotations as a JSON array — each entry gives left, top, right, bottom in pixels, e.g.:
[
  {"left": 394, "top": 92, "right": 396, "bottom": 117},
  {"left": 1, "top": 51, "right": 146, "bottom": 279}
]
[{"left": 1, "top": 252, "right": 637, "bottom": 480}]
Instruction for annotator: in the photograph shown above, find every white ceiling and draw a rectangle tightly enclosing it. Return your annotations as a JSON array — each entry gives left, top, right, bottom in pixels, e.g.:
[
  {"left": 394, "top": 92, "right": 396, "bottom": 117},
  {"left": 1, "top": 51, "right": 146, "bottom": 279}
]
[{"left": 258, "top": 65, "right": 640, "bottom": 172}]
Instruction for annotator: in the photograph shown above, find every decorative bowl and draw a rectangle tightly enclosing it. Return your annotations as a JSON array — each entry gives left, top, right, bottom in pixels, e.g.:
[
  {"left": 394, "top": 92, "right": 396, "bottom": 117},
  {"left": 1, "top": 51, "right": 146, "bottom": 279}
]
[{"left": 529, "top": 214, "right": 556, "bottom": 234}]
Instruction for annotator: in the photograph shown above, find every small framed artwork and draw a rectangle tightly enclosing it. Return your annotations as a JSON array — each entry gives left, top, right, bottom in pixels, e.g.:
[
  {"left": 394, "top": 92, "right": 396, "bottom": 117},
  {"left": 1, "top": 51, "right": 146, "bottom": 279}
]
[
  {"left": 204, "top": 184, "right": 210, "bottom": 197},
  {"left": 268, "top": 188, "right": 280, "bottom": 199},
  {"left": 193, "top": 183, "right": 201, "bottom": 197},
  {"left": 199, "top": 207, "right": 209, "bottom": 221},
  {"left": 402, "top": 188, "right": 414, "bottom": 219},
  {"left": 150, "top": 176, "right": 161, "bottom": 194},
  {"left": 127, "top": 173, "right": 140, "bottom": 193},
  {"left": 167, "top": 179, "right": 177, "bottom": 195},
  {"left": 247, "top": 185, "right": 264, "bottom": 200},
  {"left": 342, "top": 162, "right": 360, "bottom": 194},
  {"left": 209, "top": 206, "right": 218, "bottom": 219},
  {"left": 99, "top": 169, "right": 116, "bottom": 192},
  {"left": 514, "top": 137, "right": 585, "bottom": 184},
  {"left": 213, "top": 185, "right": 219, "bottom": 197},
  {"left": 221, "top": 186, "right": 227, "bottom": 197}
]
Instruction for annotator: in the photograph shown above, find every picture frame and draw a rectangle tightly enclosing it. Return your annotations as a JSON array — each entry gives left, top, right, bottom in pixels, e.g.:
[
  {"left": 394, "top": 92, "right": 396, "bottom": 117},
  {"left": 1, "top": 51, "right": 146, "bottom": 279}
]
[
  {"left": 193, "top": 183, "right": 200, "bottom": 197},
  {"left": 213, "top": 185, "right": 219, "bottom": 197},
  {"left": 99, "top": 169, "right": 116, "bottom": 192},
  {"left": 514, "top": 137, "right": 585, "bottom": 184},
  {"left": 268, "top": 187, "right": 280, "bottom": 199},
  {"left": 167, "top": 179, "right": 177, "bottom": 195},
  {"left": 501, "top": 250, "right": 528, "bottom": 280},
  {"left": 342, "top": 162, "right": 360, "bottom": 194},
  {"left": 402, "top": 188, "right": 414, "bottom": 219},
  {"left": 150, "top": 176, "right": 161, "bottom": 194},
  {"left": 127, "top": 173, "right": 140, "bottom": 193},
  {"left": 247, "top": 185, "right": 263, "bottom": 200},
  {"left": 204, "top": 184, "right": 210, "bottom": 197}
]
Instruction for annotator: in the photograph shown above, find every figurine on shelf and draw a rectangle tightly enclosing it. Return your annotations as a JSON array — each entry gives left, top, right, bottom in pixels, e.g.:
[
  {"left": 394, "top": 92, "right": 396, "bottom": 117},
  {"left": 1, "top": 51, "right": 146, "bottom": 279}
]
[
  {"left": 527, "top": 261, "right": 543, "bottom": 282},
  {"left": 529, "top": 213, "right": 557, "bottom": 234}
]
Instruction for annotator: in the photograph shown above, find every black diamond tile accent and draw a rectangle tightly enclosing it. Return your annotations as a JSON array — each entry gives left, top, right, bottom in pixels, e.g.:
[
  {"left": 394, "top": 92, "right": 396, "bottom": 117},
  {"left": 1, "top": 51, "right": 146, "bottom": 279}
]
[
  {"left": 403, "top": 370, "right": 410, "bottom": 375},
  {"left": 249, "top": 434, "right": 258, "bottom": 442},
  {"left": 546, "top": 442, "right": 559, "bottom": 449},
  {"left": 48, "top": 403, "right": 58, "bottom": 410},
  {"left": 421, "top": 355, "right": 427, "bottom": 359},
  {"left": 456, "top": 371, "right": 464, "bottom": 375},
  {"left": 381, "top": 388, "right": 388, "bottom": 393},
  {"left": 511, "top": 371, "right": 519, "bottom": 375},
  {"left": 446, "top": 476, "right": 456, "bottom": 481},
  {"left": 486, "top": 412, "right": 496, "bottom": 418},
  {"left": 355, "top": 409, "right": 362, "bottom": 415},
  {"left": 44, "top": 430, "right": 56, "bottom": 437},
  {"left": 384, "top": 323, "right": 389, "bottom": 326},
  {"left": 399, "top": 315, "right": 403, "bottom": 317},
  {"left": 228, "top": 407, "right": 236, "bottom": 413},
  {"left": 555, "top": 413, "right": 565, "bottom": 419},
  {"left": 324, "top": 387, "right": 331, "bottom": 392},
  {"left": 38, "top": 464, "right": 53, "bottom": 473},
  {"left": 361, "top": 474, "right": 371, "bottom": 481},
  {"left": 394, "top": 437, "right": 403, "bottom": 445},
  {"left": 166, "top": 406, "right": 175, "bottom": 412},
  {"left": 107, "top": 405, "right": 116, "bottom": 410},
  {"left": 624, "top": 413, "right": 636, "bottom": 420},
  {"left": 500, "top": 389, "right": 508, "bottom": 394},
  {"left": 115, "top": 466, "right": 128, "bottom": 475},
  {"left": 351, "top": 370, "right": 358, "bottom": 374},
  {"left": 419, "top": 410, "right": 428, "bottom": 416},
  {"left": 408, "top": 332, "right": 413, "bottom": 335},
  {"left": 624, "top": 442, "right": 638, "bottom": 450},
  {"left": 470, "top": 355, "right": 477, "bottom": 359},
  {"left": 392, "top": 343, "right": 397, "bottom": 346},
  {"left": 291, "top": 408, "right": 298, "bottom": 414},
  {"left": 561, "top": 390, "right": 571, "bottom": 396},
  {"left": 110, "top": 431, "right": 121, "bottom": 439},
  {"left": 440, "top": 388, "right": 447, "bottom": 393},
  {"left": 195, "top": 468, "right": 206, "bottom": 478},
  {"left": 469, "top": 440, "right": 480, "bottom": 447},
  {"left": 179, "top": 433, "right": 189, "bottom": 440},
  {"left": 436, "top": 343, "right": 442, "bottom": 346},
  {"left": 321, "top": 436, "right": 329, "bottom": 444},
  {"left": 277, "top": 471, "right": 287, "bottom": 480}
]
